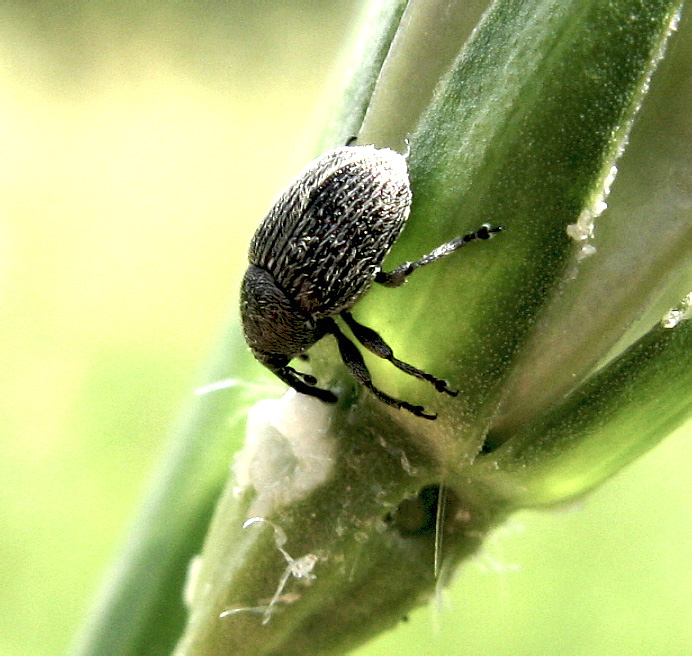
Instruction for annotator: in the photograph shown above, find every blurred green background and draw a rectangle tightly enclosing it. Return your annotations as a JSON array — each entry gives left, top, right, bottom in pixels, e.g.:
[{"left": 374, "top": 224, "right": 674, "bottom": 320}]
[{"left": 0, "top": 2, "right": 689, "bottom": 654}]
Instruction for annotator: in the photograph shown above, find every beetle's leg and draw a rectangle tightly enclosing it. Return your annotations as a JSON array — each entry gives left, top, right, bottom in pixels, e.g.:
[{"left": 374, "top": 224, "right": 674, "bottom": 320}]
[
  {"left": 325, "top": 319, "right": 436, "bottom": 420},
  {"left": 375, "top": 223, "right": 502, "bottom": 288},
  {"left": 341, "top": 311, "right": 458, "bottom": 397},
  {"left": 270, "top": 365, "right": 337, "bottom": 403},
  {"left": 288, "top": 368, "right": 317, "bottom": 385}
]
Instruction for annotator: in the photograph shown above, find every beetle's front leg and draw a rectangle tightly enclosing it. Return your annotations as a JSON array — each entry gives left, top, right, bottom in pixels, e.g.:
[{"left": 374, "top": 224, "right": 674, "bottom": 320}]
[{"left": 269, "top": 363, "right": 338, "bottom": 403}]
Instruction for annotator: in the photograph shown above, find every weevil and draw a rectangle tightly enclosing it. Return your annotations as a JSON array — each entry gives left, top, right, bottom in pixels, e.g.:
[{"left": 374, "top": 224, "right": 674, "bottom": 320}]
[{"left": 240, "top": 144, "right": 500, "bottom": 419}]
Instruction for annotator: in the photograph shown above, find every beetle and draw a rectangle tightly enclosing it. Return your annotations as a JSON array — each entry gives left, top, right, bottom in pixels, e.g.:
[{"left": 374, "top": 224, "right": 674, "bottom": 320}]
[{"left": 240, "top": 144, "right": 501, "bottom": 419}]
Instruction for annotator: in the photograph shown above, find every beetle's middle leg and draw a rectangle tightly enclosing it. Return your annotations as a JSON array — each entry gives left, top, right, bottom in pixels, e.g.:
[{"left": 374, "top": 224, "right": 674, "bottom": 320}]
[
  {"left": 375, "top": 223, "right": 502, "bottom": 288},
  {"left": 324, "top": 319, "right": 436, "bottom": 420},
  {"left": 340, "top": 311, "right": 457, "bottom": 396}
]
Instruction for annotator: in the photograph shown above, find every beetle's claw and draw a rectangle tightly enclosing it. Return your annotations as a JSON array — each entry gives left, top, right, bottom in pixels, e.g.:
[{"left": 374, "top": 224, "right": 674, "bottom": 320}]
[
  {"left": 403, "top": 403, "right": 436, "bottom": 420},
  {"left": 415, "top": 408, "right": 437, "bottom": 420},
  {"left": 433, "top": 378, "right": 459, "bottom": 396}
]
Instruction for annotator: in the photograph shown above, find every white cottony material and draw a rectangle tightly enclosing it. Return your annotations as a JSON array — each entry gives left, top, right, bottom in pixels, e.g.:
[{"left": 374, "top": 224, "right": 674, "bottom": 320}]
[
  {"left": 661, "top": 292, "right": 692, "bottom": 328},
  {"left": 566, "top": 165, "right": 618, "bottom": 260},
  {"left": 233, "top": 389, "right": 336, "bottom": 518}
]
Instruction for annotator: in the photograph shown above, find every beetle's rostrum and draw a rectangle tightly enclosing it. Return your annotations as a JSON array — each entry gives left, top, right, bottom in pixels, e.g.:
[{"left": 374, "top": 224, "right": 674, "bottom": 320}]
[{"left": 240, "top": 144, "right": 501, "bottom": 419}]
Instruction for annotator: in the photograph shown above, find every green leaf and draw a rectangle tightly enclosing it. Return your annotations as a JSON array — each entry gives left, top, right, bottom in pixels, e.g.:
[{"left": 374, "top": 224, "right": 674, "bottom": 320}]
[
  {"left": 72, "top": 327, "right": 259, "bottom": 655},
  {"left": 476, "top": 303, "right": 692, "bottom": 506},
  {"left": 73, "top": 0, "right": 689, "bottom": 653},
  {"left": 72, "top": 3, "right": 408, "bottom": 655},
  {"left": 317, "top": 0, "right": 408, "bottom": 150},
  {"left": 171, "top": 1, "right": 687, "bottom": 655},
  {"left": 354, "top": 0, "right": 686, "bottom": 456}
]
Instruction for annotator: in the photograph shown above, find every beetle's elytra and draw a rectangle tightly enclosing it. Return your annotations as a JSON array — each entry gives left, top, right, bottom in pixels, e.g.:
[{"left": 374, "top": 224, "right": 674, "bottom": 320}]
[{"left": 240, "top": 144, "right": 500, "bottom": 419}]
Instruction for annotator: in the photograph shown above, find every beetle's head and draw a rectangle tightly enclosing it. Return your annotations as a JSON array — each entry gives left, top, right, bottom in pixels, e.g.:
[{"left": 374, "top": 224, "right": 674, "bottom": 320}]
[{"left": 240, "top": 264, "right": 324, "bottom": 363}]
